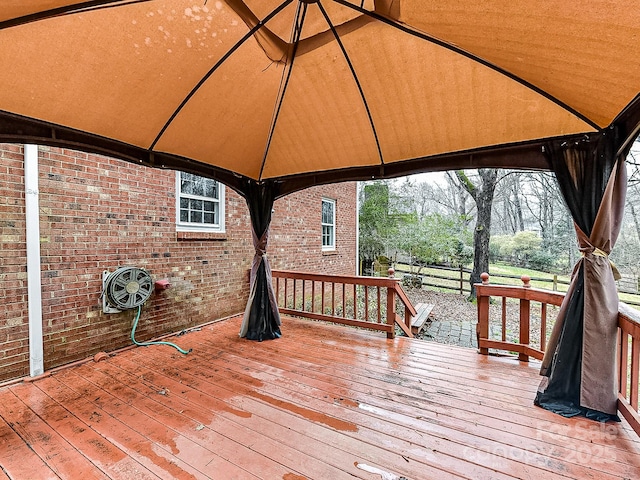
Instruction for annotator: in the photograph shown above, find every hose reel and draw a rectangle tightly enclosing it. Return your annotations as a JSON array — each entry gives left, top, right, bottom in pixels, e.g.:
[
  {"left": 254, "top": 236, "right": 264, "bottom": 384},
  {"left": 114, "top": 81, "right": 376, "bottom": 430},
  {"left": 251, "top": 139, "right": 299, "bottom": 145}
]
[{"left": 102, "top": 266, "right": 153, "bottom": 313}]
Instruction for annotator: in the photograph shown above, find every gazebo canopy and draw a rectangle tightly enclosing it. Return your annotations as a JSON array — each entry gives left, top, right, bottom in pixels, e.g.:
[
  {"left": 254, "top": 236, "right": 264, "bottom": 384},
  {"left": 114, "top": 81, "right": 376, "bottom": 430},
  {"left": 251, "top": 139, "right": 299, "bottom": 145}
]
[{"left": 0, "top": 0, "right": 639, "bottom": 194}]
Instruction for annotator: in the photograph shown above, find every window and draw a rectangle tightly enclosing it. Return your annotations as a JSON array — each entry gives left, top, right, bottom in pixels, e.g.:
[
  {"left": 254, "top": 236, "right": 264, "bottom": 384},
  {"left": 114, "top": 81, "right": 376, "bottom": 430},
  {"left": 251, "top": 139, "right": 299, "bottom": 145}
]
[
  {"left": 322, "top": 198, "right": 335, "bottom": 250},
  {"left": 176, "top": 172, "right": 225, "bottom": 232}
]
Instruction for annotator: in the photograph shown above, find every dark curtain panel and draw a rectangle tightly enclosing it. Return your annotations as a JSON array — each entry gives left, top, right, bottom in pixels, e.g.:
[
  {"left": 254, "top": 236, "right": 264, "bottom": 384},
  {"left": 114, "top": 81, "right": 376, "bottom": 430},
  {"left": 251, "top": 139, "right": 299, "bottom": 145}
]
[
  {"left": 239, "top": 182, "right": 282, "bottom": 341},
  {"left": 536, "top": 130, "right": 627, "bottom": 421}
]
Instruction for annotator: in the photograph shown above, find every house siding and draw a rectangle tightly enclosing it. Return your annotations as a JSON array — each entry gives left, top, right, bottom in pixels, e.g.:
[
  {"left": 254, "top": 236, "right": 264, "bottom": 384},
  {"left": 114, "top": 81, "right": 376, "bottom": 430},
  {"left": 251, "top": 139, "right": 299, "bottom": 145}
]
[{"left": 0, "top": 144, "right": 357, "bottom": 382}]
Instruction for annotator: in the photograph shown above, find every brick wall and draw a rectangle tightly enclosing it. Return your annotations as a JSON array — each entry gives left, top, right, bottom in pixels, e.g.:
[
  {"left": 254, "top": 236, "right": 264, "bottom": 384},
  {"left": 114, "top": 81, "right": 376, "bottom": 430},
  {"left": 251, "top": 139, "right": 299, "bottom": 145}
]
[
  {"left": 0, "top": 144, "right": 28, "bottom": 381},
  {"left": 271, "top": 183, "right": 357, "bottom": 275},
  {"left": 0, "top": 144, "right": 357, "bottom": 382}
]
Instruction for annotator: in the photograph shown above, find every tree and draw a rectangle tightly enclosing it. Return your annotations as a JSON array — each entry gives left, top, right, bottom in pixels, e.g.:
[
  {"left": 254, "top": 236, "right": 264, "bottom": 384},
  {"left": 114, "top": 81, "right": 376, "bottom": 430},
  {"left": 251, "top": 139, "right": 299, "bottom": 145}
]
[
  {"left": 397, "top": 213, "right": 472, "bottom": 270},
  {"left": 359, "top": 182, "right": 392, "bottom": 272},
  {"left": 359, "top": 180, "right": 416, "bottom": 273},
  {"left": 454, "top": 169, "right": 499, "bottom": 298},
  {"left": 493, "top": 171, "right": 525, "bottom": 234}
]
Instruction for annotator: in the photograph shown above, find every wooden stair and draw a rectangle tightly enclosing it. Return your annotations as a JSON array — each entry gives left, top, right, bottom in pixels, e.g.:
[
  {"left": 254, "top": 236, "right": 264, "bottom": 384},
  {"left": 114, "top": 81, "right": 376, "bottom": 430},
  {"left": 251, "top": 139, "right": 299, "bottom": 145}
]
[{"left": 411, "top": 303, "right": 434, "bottom": 335}]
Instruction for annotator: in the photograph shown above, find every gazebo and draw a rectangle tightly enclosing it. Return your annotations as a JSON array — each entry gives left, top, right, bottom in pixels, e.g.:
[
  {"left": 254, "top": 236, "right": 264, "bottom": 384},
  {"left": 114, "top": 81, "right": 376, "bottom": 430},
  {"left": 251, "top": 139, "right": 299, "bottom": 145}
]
[{"left": 1, "top": 0, "right": 639, "bottom": 423}]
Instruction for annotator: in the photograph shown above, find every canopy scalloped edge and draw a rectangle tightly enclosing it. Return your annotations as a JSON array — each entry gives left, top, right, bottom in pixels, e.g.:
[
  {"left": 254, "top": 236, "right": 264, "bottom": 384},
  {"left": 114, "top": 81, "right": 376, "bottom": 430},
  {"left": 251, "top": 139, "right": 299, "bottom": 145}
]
[{"left": 1, "top": 99, "right": 640, "bottom": 198}]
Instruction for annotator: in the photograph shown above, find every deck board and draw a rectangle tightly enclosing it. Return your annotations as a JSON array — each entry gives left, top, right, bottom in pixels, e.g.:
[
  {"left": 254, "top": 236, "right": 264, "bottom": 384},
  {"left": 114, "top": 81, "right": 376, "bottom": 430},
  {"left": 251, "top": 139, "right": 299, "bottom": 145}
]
[{"left": 0, "top": 315, "right": 639, "bottom": 480}]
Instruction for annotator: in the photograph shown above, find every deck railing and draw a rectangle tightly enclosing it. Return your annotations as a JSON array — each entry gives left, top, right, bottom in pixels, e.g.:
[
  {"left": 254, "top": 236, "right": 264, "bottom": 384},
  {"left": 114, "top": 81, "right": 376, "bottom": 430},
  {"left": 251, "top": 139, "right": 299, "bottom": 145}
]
[
  {"left": 617, "top": 303, "right": 640, "bottom": 434},
  {"left": 476, "top": 272, "right": 640, "bottom": 437},
  {"left": 475, "top": 273, "right": 565, "bottom": 361},
  {"left": 272, "top": 269, "right": 416, "bottom": 338}
]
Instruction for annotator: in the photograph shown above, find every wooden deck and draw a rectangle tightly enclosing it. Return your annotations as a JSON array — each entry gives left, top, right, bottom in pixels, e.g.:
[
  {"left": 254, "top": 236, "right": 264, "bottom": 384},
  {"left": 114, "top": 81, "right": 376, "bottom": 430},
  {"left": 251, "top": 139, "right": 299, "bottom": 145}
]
[{"left": 1, "top": 315, "right": 639, "bottom": 480}]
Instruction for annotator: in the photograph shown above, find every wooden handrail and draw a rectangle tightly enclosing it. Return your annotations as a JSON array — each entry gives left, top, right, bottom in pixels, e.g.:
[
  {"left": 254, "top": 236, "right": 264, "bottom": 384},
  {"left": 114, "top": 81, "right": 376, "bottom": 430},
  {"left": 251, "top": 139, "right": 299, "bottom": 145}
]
[
  {"left": 476, "top": 272, "right": 640, "bottom": 437},
  {"left": 272, "top": 269, "right": 416, "bottom": 338}
]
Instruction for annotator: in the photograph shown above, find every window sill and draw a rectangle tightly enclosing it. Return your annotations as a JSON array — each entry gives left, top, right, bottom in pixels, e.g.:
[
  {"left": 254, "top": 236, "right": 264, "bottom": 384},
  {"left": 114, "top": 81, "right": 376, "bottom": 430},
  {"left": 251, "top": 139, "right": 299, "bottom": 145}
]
[
  {"left": 177, "top": 231, "right": 227, "bottom": 241},
  {"left": 322, "top": 249, "right": 338, "bottom": 255}
]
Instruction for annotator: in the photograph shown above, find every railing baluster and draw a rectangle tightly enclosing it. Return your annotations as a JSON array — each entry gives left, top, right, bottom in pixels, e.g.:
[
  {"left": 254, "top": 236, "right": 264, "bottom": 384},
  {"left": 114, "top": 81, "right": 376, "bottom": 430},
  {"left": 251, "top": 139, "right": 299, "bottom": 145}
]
[
  {"left": 353, "top": 284, "right": 357, "bottom": 319},
  {"left": 620, "top": 330, "right": 629, "bottom": 398},
  {"left": 293, "top": 279, "right": 297, "bottom": 311},
  {"left": 540, "top": 302, "right": 547, "bottom": 351},
  {"left": 311, "top": 280, "right": 316, "bottom": 313},
  {"left": 322, "top": 281, "right": 326, "bottom": 314},
  {"left": 284, "top": 278, "right": 288, "bottom": 309},
  {"left": 331, "top": 282, "right": 335, "bottom": 316},
  {"left": 501, "top": 297, "right": 507, "bottom": 342},
  {"left": 405, "top": 304, "right": 411, "bottom": 330},
  {"left": 364, "top": 286, "right": 369, "bottom": 321},
  {"left": 632, "top": 336, "right": 639, "bottom": 410},
  {"left": 377, "top": 287, "right": 382, "bottom": 323},
  {"left": 342, "top": 283, "right": 346, "bottom": 318}
]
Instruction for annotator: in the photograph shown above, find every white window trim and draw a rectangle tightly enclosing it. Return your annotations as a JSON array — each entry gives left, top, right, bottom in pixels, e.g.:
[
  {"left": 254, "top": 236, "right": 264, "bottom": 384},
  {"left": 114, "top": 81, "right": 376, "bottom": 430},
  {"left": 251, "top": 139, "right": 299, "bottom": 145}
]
[
  {"left": 175, "top": 172, "right": 225, "bottom": 233},
  {"left": 322, "top": 197, "right": 336, "bottom": 251}
]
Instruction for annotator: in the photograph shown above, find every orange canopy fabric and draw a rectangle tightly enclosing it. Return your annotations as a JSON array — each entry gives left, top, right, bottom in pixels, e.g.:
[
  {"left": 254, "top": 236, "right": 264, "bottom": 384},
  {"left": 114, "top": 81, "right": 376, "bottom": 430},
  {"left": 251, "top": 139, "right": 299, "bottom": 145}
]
[{"left": 0, "top": 0, "right": 639, "bottom": 193}]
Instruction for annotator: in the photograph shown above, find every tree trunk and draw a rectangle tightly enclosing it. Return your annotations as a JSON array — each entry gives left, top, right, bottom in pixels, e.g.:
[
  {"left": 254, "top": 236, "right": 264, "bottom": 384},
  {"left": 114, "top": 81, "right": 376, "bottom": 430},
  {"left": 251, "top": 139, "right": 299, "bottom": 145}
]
[
  {"left": 513, "top": 176, "right": 525, "bottom": 232},
  {"left": 455, "top": 169, "right": 499, "bottom": 299}
]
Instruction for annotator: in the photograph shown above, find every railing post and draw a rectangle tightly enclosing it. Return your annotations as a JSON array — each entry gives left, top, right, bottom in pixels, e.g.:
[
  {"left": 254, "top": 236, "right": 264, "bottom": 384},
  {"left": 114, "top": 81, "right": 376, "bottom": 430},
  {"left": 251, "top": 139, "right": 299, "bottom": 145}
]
[
  {"left": 386, "top": 287, "right": 396, "bottom": 339},
  {"left": 519, "top": 275, "right": 531, "bottom": 362},
  {"left": 477, "top": 272, "right": 490, "bottom": 355}
]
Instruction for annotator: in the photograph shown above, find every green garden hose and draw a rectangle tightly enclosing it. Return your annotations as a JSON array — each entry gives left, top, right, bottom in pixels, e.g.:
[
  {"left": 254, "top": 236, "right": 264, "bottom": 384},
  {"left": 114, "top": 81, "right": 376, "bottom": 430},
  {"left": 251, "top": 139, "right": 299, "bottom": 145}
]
[{"left": 131, "top": 306, "right": 191, "bottom": 355}]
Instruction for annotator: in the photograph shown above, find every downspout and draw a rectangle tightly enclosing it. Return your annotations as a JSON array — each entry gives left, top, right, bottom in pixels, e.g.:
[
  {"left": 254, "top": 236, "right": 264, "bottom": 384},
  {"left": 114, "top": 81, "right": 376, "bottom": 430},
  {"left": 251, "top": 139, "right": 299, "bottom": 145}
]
[
  {"left": 355, "top": 181, "right": 360, "bottom": 275},
  {"left": 24, "top": 144, "right": 44, "bottom": 377}
]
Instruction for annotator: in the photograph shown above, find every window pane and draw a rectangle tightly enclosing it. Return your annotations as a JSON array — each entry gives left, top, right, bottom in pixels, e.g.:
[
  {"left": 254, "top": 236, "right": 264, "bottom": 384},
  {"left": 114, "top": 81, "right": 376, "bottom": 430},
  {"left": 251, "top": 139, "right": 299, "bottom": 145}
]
[
  {"left": 203, "top": 201, "right": 214, "bottom": 212},
  {"left": 204, "top": 212, "right": 214, "bottom": 224},
  {"left": 191, "top": 199, "right": 203, "bottom": 211},
  {"left": 191, "top": 211, "right": 203, "bottom": 223},
  {"left": 322, "top": 200, "right": 334, "bottom": 223},
  {"left": 204, "top": 180, "right": 218, "bottom": 198},
  {"left": 180, "top": 198, "right": 189, "bottom": 208},
  {"left": 180, "top": 209, "right": 189, "bottom": 222},
  {"left": 322, "top": 225, "right": 334, "bottom": 247},
  {"left": 181, "top": 172, "right": 195, "bottom": 194},
  {"left": 194, "top": 178, "right": 206, "bottom": 196}
]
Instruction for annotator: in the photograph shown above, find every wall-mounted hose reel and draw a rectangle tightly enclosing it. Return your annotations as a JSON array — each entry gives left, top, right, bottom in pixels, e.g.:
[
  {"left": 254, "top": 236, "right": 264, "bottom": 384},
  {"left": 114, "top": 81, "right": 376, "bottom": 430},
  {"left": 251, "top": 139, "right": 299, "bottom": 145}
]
[
  {"left": 102, "top": 266, "right": 153, "bottom": 313},
  {"left": 100, "top": 266, "right": 190, "bottom": 354}
]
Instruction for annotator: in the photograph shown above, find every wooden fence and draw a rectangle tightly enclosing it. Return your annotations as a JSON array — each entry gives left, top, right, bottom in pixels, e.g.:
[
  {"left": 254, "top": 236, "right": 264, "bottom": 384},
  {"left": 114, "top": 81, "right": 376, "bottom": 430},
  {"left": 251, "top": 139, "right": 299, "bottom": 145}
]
[{"left": 392, "top": 263, "right": 640, "bottom": 306}]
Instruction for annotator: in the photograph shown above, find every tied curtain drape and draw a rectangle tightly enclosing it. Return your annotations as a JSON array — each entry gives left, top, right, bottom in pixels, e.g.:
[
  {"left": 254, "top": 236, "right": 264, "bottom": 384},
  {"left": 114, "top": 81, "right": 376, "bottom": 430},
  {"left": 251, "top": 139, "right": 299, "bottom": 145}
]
[
  {"left": 239, "top": 182, "right": 282, "bottom": 341},
  {"left": 535, "top": 130, "right": 627, "bottom": 421}
]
